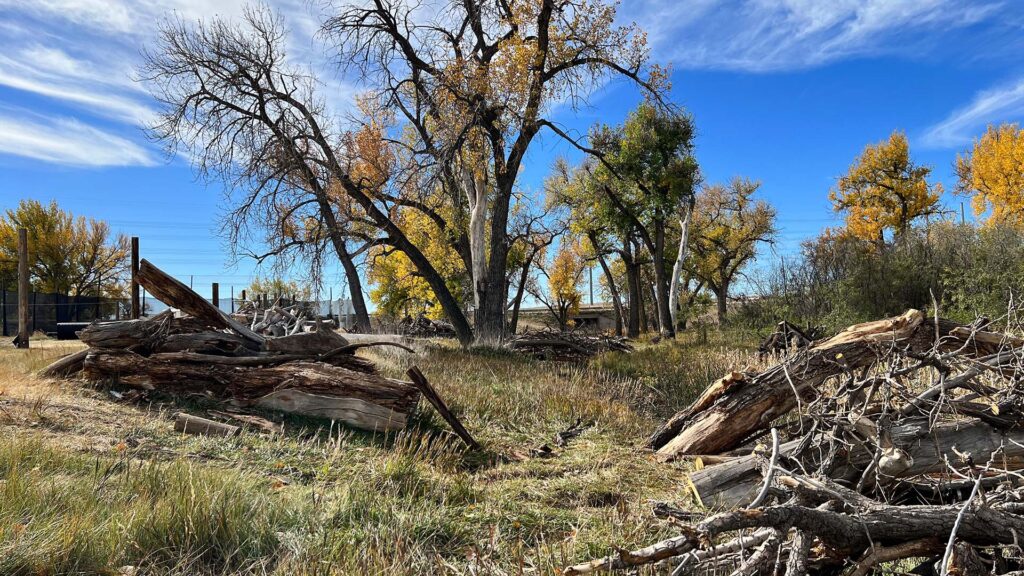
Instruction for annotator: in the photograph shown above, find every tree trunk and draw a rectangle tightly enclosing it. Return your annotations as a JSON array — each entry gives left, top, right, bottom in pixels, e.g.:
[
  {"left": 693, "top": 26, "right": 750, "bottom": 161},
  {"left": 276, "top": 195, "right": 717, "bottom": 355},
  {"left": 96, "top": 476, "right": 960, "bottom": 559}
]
[
  {"left": 463, "top": 167, "right": 488, "bottom": 315},
  {"left": 668, "top": 201, "right": 692, "bottom": 333},
  {"left": 653, "top": 218, "right": 674, "bottom": 337},
  {"left": 335, "top": 240, "right": 371, "bottom": 333},
  {"left": 714, "top": 284, "right": 728, "bottom": 324},
  {"left": 508, "top": 252, "right": 535, "bottom": 335},
  {"left": 594, "top": 247, "right": 624, "bottom": 338},
  {"left": 623, "top": 241, "right": 641, "bottom": 338}
]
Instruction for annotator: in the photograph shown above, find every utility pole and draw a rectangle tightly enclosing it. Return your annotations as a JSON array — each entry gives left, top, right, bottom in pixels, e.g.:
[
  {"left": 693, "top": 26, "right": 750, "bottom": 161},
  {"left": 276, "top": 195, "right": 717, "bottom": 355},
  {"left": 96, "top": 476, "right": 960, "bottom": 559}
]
[
  {"left": 17, "top": 228, "right": 29, "bottom": 349},
  {"left": 130, "top": 236, "right": 140, "bottom": 319}
]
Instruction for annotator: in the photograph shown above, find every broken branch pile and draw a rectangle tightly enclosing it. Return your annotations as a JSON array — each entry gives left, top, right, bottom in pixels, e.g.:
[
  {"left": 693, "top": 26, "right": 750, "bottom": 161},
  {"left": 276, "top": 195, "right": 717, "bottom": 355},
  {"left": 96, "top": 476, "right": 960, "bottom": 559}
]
[
  {"left": 233, "top": 298, "right": 333, "bottom": 337},
  {"left": 397, "top": 313, "right": 457, "bottom": 338},
  {"left": 567, "top": 309, "right": 1024, "bottom": 575},
  {"left": 507, "top": 329, "right": 633, "bottom": 361},
  {"left": 41, "top": 259, "right": 420, "bottom": 432}
]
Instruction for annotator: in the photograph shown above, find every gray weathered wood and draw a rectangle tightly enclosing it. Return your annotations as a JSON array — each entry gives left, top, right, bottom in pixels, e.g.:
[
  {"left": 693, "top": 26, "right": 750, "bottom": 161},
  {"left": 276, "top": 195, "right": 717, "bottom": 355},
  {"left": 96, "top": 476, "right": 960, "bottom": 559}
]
[{"left": 136, "top": 259, "right": 264, "bottom": 346}]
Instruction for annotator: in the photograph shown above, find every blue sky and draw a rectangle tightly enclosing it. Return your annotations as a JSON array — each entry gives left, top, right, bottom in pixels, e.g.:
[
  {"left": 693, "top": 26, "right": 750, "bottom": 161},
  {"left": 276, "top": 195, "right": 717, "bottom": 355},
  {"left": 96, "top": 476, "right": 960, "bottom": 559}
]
[{"left": 1, "top": 0, "right": 1024, "bottom": 300}]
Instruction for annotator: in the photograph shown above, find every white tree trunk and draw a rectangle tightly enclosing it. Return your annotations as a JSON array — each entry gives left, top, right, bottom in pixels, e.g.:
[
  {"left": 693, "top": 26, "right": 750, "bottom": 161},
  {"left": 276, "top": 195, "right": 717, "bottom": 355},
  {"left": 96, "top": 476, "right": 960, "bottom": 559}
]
[
  {"left": 462, "top": 166, "right": 488, "bottom": 310},
  {"left": 668, "top": 201, "right": 693, "bottom": 332}
]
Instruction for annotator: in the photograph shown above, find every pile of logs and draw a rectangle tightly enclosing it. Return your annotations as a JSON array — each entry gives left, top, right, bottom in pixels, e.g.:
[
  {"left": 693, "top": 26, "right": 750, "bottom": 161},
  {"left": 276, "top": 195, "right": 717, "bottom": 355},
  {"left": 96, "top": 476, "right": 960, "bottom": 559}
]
[
  {"left": 507, "top": 329, "right": 633, "bottom": 361},
  {"left": 566, "top": 310, "right": 1024, "bottom": 575},
  {"left": 41, "top": 259, "right": 422, "bottom": 432},
  {"left": 233, "top": 299, "right": 333, "bottom": 337},
  {"left": 398, "top": 314, "right": 457, "bottom": 338}
]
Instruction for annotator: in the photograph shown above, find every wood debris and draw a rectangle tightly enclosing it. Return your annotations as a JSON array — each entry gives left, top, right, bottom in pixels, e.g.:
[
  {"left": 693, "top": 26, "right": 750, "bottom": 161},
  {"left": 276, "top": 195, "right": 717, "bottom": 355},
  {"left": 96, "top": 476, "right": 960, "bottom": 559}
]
[
  {"left": 398, "top": 313, "right": 457, "bottom": 338},
  {"left": 507, "top": 329, "right": 632, "bottom": 361},
  {"left": 39, "top": 259, "right": 443, "bottom": 434},
  {"left": 567, "top": 309, "right": 1024, "bottom": 575}
]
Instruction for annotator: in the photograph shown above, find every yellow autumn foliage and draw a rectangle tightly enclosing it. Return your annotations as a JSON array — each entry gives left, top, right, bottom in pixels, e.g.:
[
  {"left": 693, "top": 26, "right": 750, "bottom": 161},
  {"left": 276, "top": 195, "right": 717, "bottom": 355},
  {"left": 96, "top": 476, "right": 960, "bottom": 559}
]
[
  {"left": 956, "top": 123, "right": 1024, "bottom": 226},
  {"left": 367, "top": 208, "right": 466, "bottom": 319},
  {"left": 829, "top": 131, "right": 942, "bottom": 242}
]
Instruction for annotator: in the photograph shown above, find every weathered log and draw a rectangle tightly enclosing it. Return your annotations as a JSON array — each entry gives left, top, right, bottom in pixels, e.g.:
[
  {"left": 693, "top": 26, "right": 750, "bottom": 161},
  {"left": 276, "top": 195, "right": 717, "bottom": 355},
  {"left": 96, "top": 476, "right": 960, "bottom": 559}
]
[
  {"left": 564, "top": 498, "right": 1024, "bottom": 574},
  {"left": 39, "top": 348, "right": 89, "bottom": 378},
  {"left": 174, "top": 412, "right": 239, "bottom": 437},
  {"left": 149, "top": 350, "right": 377, "bottom": 374},
  {"left": 136, "top": 259, "right": 264, "bottom": 346},
  {"left": 262, "top": 328, "right": 349, "bottom": 355},
  {"left": 650, "top": 310, "right": 1008, "bottom": 459},
  {"left": 686, "top": 419, "right": 1024, "bottom": 509},
  {"left": 155, "top": 332, "right": 253, "bottom": 355},
  {"left": 78, "top": 311, "right": 172, "bottom": 349},
  {"left": 82, "top": 350, "right": 418, "bottom": 431}
]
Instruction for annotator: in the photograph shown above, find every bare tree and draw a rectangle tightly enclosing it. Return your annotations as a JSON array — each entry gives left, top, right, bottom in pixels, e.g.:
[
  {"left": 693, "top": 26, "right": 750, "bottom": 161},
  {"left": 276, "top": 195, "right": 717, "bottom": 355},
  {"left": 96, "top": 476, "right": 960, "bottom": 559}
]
[
  {"left": 320, "top": 0, "right": 668, "bottom": 342},
  {"left": 140, "top": 7, "right": 473, "bottom": 342}
]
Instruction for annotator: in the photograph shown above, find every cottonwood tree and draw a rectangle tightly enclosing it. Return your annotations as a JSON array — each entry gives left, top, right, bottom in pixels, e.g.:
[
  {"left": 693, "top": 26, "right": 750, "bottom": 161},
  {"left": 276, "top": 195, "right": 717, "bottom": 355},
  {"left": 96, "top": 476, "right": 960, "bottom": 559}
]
[
  {"left": 320, "top": 0, "right": 668, "bottom": 342},
  {"left": 547, "top": 158, "right": 639, "bottom": 336},
  {"left": 956, "top": 123, "right": 1024, "bottom": 226},
  {"left": 585, "top": 103, "right": 699, "bottom": 337},
  {"left": 689, "top": 178, "right": 777, "bottom": 323},
  {"left": 829, "top": 131, "right": 943, "bottom": 244},
  {"left": 0, "top": 199, "right": 128, "bottom": 295},
  {"left": 506, "top": 199, "right": 560, "bottom": 334},
  {"left": 141, "top": 7, "right": 479, "bottom": 342},
  {"left": 527, "top": 236, "right": 586, "bottom": 331}
]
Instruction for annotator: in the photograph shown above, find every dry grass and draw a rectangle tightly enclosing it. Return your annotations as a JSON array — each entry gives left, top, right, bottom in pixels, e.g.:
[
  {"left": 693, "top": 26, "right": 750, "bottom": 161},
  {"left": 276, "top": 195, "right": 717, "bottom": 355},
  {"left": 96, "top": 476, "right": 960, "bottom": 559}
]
[{"left": 0, "top": 331, "right": 760, "bottom": 575}]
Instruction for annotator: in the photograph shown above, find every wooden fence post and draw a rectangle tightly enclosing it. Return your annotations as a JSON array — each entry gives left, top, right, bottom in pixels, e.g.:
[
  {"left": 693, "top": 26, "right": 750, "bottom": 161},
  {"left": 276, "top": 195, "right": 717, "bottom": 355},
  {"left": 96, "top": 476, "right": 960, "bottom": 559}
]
[
  {"left": 130, "top": 236, "right": 140, "bottom": 319},
  {"left": 212, "top": 282, "right": 219, "bottom": 309},
  {"left": 17, "top": 228, "right": 29, "bottom": 348}
]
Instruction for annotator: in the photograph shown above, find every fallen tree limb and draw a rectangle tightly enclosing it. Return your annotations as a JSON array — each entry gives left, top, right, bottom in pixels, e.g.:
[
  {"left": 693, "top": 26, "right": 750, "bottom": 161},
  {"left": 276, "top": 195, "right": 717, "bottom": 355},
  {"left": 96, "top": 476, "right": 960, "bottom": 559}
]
[
  {"left": 39, "top": 349, "right": 89, "bottom": 378},
  {"left": 650, "top": 310, "right": 1009, "bottom": 459},
  {"left": 407, "top": 366, "right": 480, "bottom": 450},
  {"left": 174, "top": 412, "right": 239, "bottom": 437},
  {"left": 137, "top": 259, "right": 264, "bottom": 346}
]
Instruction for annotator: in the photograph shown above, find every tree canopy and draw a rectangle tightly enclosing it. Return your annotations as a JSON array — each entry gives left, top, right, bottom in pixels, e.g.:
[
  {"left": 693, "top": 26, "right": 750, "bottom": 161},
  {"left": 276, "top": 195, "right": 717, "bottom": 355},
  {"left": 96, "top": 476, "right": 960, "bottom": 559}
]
[
  {"left": 956, "top": 123, "right": 1024, "bottom": 226},
  {"left": 0, "top": 199, "right": 128, "bottom": 296},
  {"left": 829, "top": 131, "right": 943, "bottom": 243}
]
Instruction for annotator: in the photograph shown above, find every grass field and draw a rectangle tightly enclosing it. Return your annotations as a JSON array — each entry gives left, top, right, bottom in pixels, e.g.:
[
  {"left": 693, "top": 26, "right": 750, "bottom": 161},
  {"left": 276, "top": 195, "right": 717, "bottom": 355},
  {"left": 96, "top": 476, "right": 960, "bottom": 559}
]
[{"left": 0, "top": 331, "right": 762, "bottom": 575}]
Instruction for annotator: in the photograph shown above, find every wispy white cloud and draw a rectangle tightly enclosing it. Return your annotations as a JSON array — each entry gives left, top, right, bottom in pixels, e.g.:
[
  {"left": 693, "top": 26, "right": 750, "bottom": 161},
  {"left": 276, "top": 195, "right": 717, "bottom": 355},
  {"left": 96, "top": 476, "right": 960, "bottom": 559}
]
[
  {"left": 921, "top": 78, "right": 1024, "bottom": 148},
  {"left": 0, "top": 45, "right": 155, "bottom": 125},
  {"left": 622, "top": 0, "right": 1002, "bottom": 72},
  {"left": 0, "top": 0, "right": 357, "bottom": 167},
  {"left": 0, "top": 110, "right": 157, "bottom": 166}
]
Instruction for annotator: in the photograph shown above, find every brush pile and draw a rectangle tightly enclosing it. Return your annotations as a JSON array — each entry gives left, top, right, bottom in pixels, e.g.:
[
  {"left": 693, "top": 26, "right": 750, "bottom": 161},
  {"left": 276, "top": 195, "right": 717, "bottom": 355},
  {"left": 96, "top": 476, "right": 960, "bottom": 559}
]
[
  {"left": 567, "top": 310, "right": 1024, "bottom": 575},
  {"left": 233, "top": 298, "right": 334, "bottom": 337},
  {"left": 398, "top": 314, "right": 458, "bottom": 338},
  {"left": 508, "top": 329, "right": 633, "bottom": 361},
  {"left": 41, "top": 259, "right": 421, "bottom": 432}
]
